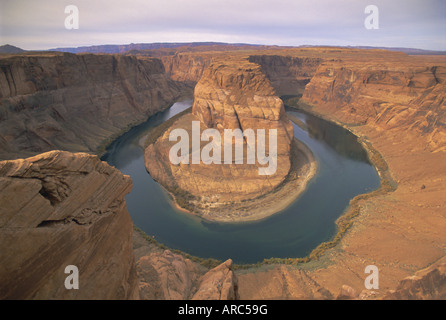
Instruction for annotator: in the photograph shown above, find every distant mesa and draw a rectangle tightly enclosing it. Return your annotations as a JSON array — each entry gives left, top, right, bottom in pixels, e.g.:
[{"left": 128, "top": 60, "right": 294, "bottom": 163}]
[
  {"left": 49, "top": 42, "right": 270, "bottom": 54},
  {"left": 0, "top": 44, "right": 26, "bottom": 54},
  {"left": 48, "top": 42, "right": 446, "bottom": 55}
]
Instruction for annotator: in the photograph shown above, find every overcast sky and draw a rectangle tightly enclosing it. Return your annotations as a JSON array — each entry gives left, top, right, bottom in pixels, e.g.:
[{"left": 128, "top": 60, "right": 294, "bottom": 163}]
[{"left": 1, "top": 0, "right": 445, "bottom": 50}]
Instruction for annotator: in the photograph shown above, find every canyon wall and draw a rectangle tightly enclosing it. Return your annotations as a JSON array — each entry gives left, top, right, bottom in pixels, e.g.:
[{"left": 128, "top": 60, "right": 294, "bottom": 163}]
[
  {"left": 1, "top": 47, "right": 445, "bottom": 299},
  {"left": 160, "top": 52, "right": 323, "bottom": 96},
  {"left": 383, "top": 256, "right": 446, "bottom": 300},
  {"left": 0, "top": 151, "right": 138, "bottom": 299},
  {"left": 0, "top": 149, "right": 241, "bottom": 300},
  {"left": 0, "top": 52, "right": 186, "bottom": 160},
  {"left": 249, "top": 55, "right": 323, "bottom": 96},
  {"left": 302, "top": 59, "right": 446, "bottom": 152},
  {"left": 161, "top": 53, "right": 213, "bottom": 85},
  {"left": 133, "top": 234, "right": 240, "bottom": 300},
  {"left": 238, "top": 51, "right": 446, "bottom": 300}
]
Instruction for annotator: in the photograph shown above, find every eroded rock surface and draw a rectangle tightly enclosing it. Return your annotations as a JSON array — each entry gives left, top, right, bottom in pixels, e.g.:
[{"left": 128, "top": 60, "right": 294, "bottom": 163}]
[
  {"left": 302, "top": 58, "right": 446, "bottom": 152},
  {"left": 0, "top": 150, "right": 138, "bottom": 299},
  {"left": 383, "top": 257, "right": 446, "bottom": 300},
  {"left": 145, "top": 59, "right": 304, "bottom": 221},
  {"left": 192, "top": 259, "right": 239, "bottom": 300},
  {"left": 133, "top": 231, "right": 239, "bottom": 300},
  {"left": 0, "top": 52, "right": 186, "bottom": 160}
]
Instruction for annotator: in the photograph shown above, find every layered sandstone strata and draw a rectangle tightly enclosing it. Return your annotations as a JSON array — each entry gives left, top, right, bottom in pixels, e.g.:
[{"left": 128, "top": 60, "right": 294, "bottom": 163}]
[
  {"left": 0, "top": 52, "right": 186, "bottom": 160},
  {"left": 248, "top": 55, "right": 323, "bottom": 96},
  {"left": 302, "top": 58, "right": 446, "bottom": 152},
  {"left": 1, "top": 46, "right": 444, "bottom": 300},
  {"left": 161, "top": 52, "right": 213, "bottom": 85},
  {"left": 237, "top": 51, "right": 446, "bottom": 300},
  {"left": 144, "top": 59, "right": 315, "bottom": 222},
  {"left": 134, "top": 232, "right": 240, "bottom": 300},
  {"left": 0, "top": 151, "right": 138, "bottom": 299}
]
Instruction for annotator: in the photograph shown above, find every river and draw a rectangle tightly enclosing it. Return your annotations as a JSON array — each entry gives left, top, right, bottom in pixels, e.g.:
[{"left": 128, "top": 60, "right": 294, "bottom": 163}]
[{"left": 101, "top": 100, "right": 380, "bottom": 264}]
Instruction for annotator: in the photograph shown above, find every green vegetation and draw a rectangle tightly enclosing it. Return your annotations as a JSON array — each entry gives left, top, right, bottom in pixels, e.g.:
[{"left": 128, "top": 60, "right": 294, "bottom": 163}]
[
  {"left": 245, "top": 96, "right": 399, "bottom": 269},
  {"left": 143, "top": 106, "right": 199, "bottom": 212},
  {"left": 281, "top": 95, "right": 302, "bottom": 109},
  {"left": 134, "top": 97, "right": 398, "bottom": 272},
  {"left": 165, "top": 184, "right": 197, "bottom": 213},
  {"left": 143, "top": 107, "right": 192, "bottom": 148},
  {"left": 234, "top": 97, "right": 397, "bottom": 269},
  {"left": 96, "top": 120, "right": 142, "bottom": 157},
  {"left": 134, "top": 226, "right": 222, "bottom": 269}
]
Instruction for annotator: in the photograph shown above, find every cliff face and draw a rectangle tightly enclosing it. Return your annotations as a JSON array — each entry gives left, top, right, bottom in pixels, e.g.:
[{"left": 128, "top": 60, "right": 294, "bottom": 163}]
[
  {"left": 161, "top": 53, "right": 323, "bottom": 96},
  {"left": 1, "top": 47, "right": 445, "bottom": 300},
  {"left": 302, "top": 61, "right": 446, "bottom": 152},
  {"left": 0, "top": 53, "right": 186, "bottom": 160},
  {"left": 0, "top": 151, "right": 138, "bottom": 299},
  {"left": 249, "top": 55, "right": 322, "bottom": 96},
  {"left": 133, "top": 235, "right": 240, "bottom": 300},
  {"left": 161, "top": 53, "right": 213, "bottom": 85},
  {"left": 237, "top": 52, "right": 446, "bottom": 300},
  {"left": 145, "top": 59, "right": 297, "bottom": 221},
  {"left": 192, "top": 60, "right": 293, "bottom": 132},
  {"left": 383, "top": 257, "right": 446, "bottom": 300}
]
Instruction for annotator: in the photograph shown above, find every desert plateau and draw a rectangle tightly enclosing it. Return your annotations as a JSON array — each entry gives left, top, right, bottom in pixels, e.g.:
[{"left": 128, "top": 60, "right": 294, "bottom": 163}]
[{"left": 1, "top": 0, "right": 445, "bottom": 304}]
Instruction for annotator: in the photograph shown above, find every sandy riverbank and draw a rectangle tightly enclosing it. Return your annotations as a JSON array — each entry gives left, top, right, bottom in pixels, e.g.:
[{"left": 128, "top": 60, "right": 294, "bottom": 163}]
[{"left": 157, "top": 136, "right": 317, "bottom": 223}]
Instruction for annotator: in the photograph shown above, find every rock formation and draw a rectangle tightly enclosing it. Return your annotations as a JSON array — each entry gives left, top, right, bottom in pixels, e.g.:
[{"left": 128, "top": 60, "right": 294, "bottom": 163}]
[
  {"left": 1, "top": 46, "right": 445, "bottom": 300},
  {"left": 237, "top": 49, "right": 446, "bottom": 300},
  {"left": 0, "top": 52, "right": 187, "bottom": 160},
  {"left": 191, "top": 259, "right": 238, "bottom": 300},
  {"left": 249, "top": 55, "right": 322, "bottom": 96},
  {"left": 144, "top": 59, "right": 311, "bottom": 222},
  {"left": 0, "top": 150, "right": 139, "bottom": 299},
  {"left": 161, "top": 52, "right": 213, "bottom": 85},
  {"left": 136, "top": 249, "right": 202, "bottom": 300},
  {"left": 383, "top": 257, "right": 446, "bottom": 300},
  {"left": 133, "top": 231, "right": 239, "bottom": 300},
  {"left": 302, "top": 57, "right": 446, "bottom": 152}
]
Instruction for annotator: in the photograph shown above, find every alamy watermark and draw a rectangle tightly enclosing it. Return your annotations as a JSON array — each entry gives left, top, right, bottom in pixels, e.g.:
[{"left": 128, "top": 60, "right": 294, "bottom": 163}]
[
  {"left": 64, "top": 265, "right": 79, "bottom": 290},
  {"left": 63, "top": 5, "right": 379, "bottom": 31},
  {"left": 364, "top": 265, "right": 379, "bottom": 290},
  {"left": 364, "top": 5, "right": 379, "bottom": 30},
  {"left": 169, "top": 121, "right": 278, "bottom": 176},
  {"left": 65, "top": 5, "right": 79, "bottom": 30}
]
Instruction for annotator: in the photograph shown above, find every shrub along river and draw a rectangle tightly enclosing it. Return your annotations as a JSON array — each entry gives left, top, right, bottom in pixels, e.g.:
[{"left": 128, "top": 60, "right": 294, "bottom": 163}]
[{"left": 101, "top": 100, "right": 380, "bottom": 264}]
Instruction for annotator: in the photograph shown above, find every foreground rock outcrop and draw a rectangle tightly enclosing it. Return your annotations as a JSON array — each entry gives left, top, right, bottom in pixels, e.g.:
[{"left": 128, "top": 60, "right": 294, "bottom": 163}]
[
  {"left": 0, "top": 151, "right": 138, "bottom": 299},
  {"left": 383, "top": 256, "right": 446, "bottom": 300},
  {"left": 192, "top": 259, "right": 238, "bottom": 300},
  {"left": 144, "top": 59, "right": 317, "bottom": 222},
  {"left": 0, "top": 52, "right": 187, "bottom": 160},
  {"left": 133, "top": 231, "right": 239, "bottom": 300}
]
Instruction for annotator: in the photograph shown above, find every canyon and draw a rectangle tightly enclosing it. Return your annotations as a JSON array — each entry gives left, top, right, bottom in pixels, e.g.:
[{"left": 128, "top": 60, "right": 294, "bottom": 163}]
[
  {"left": 144, "top": 58, "right": 316, "bottom": 222},
  {"left": 0, "top": 52, "right": 190, "bottom": 160},
  {"left": 0, "top": 45, "right": 445, "bottom": 299}
]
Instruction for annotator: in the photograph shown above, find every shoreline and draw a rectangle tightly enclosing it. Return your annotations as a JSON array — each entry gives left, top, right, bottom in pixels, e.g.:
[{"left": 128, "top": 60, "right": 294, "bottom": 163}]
[
  {"left": 155, "top": 136, "right": 318, "bottom": 223},
  {"left": 252, "top": 100, "right": 398, "bottom": 266},
  {"left": 139, "top": 99, "right": 398, "bottom": 270}
]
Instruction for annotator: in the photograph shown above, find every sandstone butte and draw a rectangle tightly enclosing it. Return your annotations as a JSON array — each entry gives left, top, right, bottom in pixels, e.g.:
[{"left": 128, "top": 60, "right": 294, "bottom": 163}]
[
  {"left": 0, "top": 46, "right": 445, "bottom": 299},
  {"left": 144, "top": 58, "right": 317, "bottom": 222}
]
